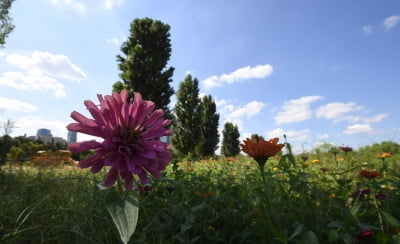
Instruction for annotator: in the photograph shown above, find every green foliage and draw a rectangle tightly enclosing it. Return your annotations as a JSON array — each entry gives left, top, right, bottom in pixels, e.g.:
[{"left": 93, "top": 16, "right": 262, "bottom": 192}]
[
  {"left": 171, "top": 74, "right": 203, "bottom": 158},
  {"left": 198, "top": 95, "right": 219, "bottom": 157},
  {"left": 221, "top": 122, "right": 240, "bottom": 157},
  {"left": 251, "top": 134, "right": 264, "bottom": 141},
  {"left": 115, "top": 17, "right": 175, "bottom": 119},
  {"left": 1, "top": 140, "right": 400, "bottom": 243},
  {"left": 0, "top": 0, "right": 15, "bottom": 47},
  {"left": 106, "top": 189, "right": 139, "bottom": 244}
]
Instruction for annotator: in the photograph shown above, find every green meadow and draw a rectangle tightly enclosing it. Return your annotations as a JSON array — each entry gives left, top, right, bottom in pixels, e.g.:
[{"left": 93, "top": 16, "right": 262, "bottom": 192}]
[{"left": 1, "top": 143, "right": 400, "bottom": 243}]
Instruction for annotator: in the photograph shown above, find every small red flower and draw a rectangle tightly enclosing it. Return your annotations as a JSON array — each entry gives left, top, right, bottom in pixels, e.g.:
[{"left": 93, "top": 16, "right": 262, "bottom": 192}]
[
  {"left": 375, "top": 193, "right": 386, "bottom": 200},
  {"left": 358, "top": 229, "right": 372, "bottom": 238},
  {"left": 340, "top": 146, "right": 353, "bottom": 152},
  {"left": 300, "top": 154, "right": 309, "bottom": 162},
  {"left": 360, "top": 170, "right": 380, "bottom": 179}
]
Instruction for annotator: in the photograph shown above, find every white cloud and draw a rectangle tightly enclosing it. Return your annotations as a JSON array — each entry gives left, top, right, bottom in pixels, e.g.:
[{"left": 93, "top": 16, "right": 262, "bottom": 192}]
[
  {"left": 343, "top": 123, "right": 373, "bottom": 135},
  {"left": 383, "top": 15, "right": 400, "bottom": 30},
  {"left": 6, "top": 50, "right": 87, "bottom": 81},
  {"left": 202, "top": 64, "right": 273, "bottom": 90},
  {"left": 0, "top": 72, "right": 66, "bottom": 98},
  {"left": 0, "top": 51, "right": 5, "bottom": 57},
  {"left": 106, "top": 37, "right": 126, "bottom": 46},
  {"left": 274, "top": 95, "right": 324, "bottom": 124},
  {"left": 363, "top": 25, "right": 373, "bottom": 34},
  {"left": 267, "top": 128, "right": 310, "bottom": 142},
  {"left": 50, "top": 0, "right": 86, "bottom": 13},
  {"left": 103, "top": 0, "right": 125, "bottom": 10},
  {"left": 0, "top": 97, "right": 37, "bottom": 113},
  {"left": 364, "top": 113, "right": 388, "bottom": 123},
  {"left": 316, "top": 102, "right": 364, "bottom": 123},
  {"left": 219, "top": 100, "right": 266, "bottom": 132},
  {"left": 12, "top": 116, "right": 68, "bottom": 138},
  {"left": 316, "top": 133, "right": 330, "bottom": 140},
  {"left": 229, "top": 101, "right": 266, "bottom": 119}
]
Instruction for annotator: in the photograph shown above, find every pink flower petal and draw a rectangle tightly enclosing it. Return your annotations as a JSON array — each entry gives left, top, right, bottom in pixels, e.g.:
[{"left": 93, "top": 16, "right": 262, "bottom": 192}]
[{"left": 103, "top": 166, "right": 118, "bottom": 187}]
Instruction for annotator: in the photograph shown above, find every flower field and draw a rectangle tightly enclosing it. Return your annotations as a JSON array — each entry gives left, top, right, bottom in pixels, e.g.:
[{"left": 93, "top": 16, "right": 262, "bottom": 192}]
[{"left": 1, "top": 145, "right": 400, "bottom": 243}]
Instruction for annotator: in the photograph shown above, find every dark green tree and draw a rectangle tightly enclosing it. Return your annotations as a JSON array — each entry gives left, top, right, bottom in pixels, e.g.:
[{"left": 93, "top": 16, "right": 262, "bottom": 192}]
[
  {"left": 0, "top": 135, "right": 12, "bottom": 164},
  {"left": 198, "top": 95, "right": 219, "bottom": 157},
  {"left": 221, "top": 122, "right": 240, "bottom": 157},
  {"left": 115, "top": 18, "right": 174, "bottom": 119},
  {"left": 171, "top": 74, "right": 203, "bottom": 157},
  {"left": 0, "top": 0, "right": 15, "bottom": 46},
  {"left": 250, "top": 134, "right": 264, "bottom": 141}
]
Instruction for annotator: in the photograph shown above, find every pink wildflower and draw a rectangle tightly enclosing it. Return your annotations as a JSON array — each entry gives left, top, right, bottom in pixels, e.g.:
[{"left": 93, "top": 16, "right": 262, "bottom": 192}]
[{"left": 66, "top": 90, "right": 172, "bottom": 190}]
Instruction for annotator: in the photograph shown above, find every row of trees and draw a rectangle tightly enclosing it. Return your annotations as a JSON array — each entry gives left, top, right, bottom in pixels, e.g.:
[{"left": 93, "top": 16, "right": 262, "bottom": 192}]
[
  {"left": 114, "top": 18, "right": 241, "bottom": 159},
  {"left": 0, "top": 135, "right": 67, "bottom": 164}
]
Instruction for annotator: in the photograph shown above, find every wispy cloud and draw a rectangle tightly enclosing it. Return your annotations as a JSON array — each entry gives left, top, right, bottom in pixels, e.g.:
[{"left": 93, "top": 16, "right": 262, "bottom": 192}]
[
  {"left": 363, "top": 25, "right": 373, "bottom": 34},
  {"left": 202, "top": 64, "right": 273, "bottom": 90},
  {"left": 316, "top": 102, "right": 364, "bottom": 123},
  {"left": 364, "top": 113, "right": 388, "bottom": 123},
  {"left": 6, "top": 50, "right": 87, "bottom": 81},
  {"left": 383, "top": 15, "right": 400, "bottom": 30},
  {"left": 274, "top": 96, "right": 324, "bottom": 124},
  {"left": 0, "top": 72, "right": 66, "bottom": 98},
  {"left": 50, "top": 0, "right": 86, "bottom": 13},
  {"left": 13, "top": 116, "right": 68, "bottom": 138},
  {"left": 103, "top": 0, "right": 125, "bottom": 10},
  {"left": 106, "top": 37, "right": 126, "bottom": 46},
  {"left": 343, "top": 123, "right": 373, "bottom": 135},
  {"left": 268, "top": 128, "right": 310, "bottom": 142},
  {"left": 218, "top": 100, "right": 266, "bottom": 131},
  {"left": 0, "top": 96, "right": 37, "bottom": 113}
]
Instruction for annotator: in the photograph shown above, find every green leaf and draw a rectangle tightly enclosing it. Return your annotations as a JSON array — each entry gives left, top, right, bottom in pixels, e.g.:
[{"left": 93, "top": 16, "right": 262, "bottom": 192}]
[
  {"left": 382, "top": 211, "right": 400, "bottom": 228},
  {"left": 288, "top": 221, "right": 304, "bottom": 239},
  {"left": 106, "top": 190, "right": 139, "bottom": 244},
  {"left": 301, "top": 231, "right": 318, "bottom": 244}
]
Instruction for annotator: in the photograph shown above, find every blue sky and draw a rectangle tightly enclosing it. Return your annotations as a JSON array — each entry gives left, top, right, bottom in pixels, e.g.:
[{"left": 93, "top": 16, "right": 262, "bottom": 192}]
[{"left": 0, "top": 0, "right": 399, "bottom": 153}]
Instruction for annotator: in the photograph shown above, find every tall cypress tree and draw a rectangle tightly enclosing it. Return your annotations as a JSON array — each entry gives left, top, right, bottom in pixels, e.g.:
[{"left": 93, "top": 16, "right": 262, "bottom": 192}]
[
  {"left": 198, "top": 95, "right": 219, "bottom": 157},
  {"left": 171, "top": 74, "right": 202, "bottom": 157},
  {"left": 0, "top": 0, "right": 15, "bottom": 47},
  {"left": 221, "top": 122, "right": 240, "bottom": 157},
  {"left": 115, "top": 18, "right": 174, "bottom": 119}
]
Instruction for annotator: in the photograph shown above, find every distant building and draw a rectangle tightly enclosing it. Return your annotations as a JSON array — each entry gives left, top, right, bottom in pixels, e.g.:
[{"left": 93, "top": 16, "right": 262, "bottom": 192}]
[
  {"left": 37, "top": 128, "right": 51, "bottom": 137},
  {"left": 67, "top": 131, "right": 77, "bottom": 143}
]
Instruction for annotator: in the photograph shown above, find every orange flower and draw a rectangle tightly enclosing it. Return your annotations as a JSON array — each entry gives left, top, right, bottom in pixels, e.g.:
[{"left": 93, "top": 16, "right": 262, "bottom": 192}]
[
  {"left": 240, "top": 137, "right": 285, "bottom": 166},
  {"left": 380, "top": 152, "right": 391, "bottom": 158}
]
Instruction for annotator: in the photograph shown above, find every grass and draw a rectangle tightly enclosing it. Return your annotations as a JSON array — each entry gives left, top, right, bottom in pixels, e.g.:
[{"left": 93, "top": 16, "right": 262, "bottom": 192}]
[{"left": 1, "top": 149, "right": 400, "bottom": 243}]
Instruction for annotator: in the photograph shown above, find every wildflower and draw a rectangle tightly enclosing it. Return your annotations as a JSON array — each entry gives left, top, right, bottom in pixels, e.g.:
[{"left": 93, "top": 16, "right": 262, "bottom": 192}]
[
  {"left": 300, "top": 154, "right": 309, "bottom": 162},
  {"left": 208, "top": 225, "right": 215, "bottom": 231},
  {"left": 375, "top": 193, "right": 386, "bottom": 200},
  {"left": 380, "top": 152, "right": 391, "bottom": 159},
  {"left": 329, "top": 193, "right": 336, "bottom": 199},
  {"left": 66, "top": 90, "right": 172, "bottom": 190},
  {"left": 204, "top": 192, "right": 213, "bottom": 197},
  {"left": 359, "top": 170, "right": 380, "bottom": 179},
  {"left": 320, "top": 167, "right": 328, "bottom": 173},
  {"left": 337, "top": 157, "right": 345, "bottom": 162},
  {"left": 273, "top": 167, "right": 279, "bottom": 172},
  {"left": 311, "top": 159, "right": 320, "bottom": 164},
  {"left": 358, "top": 229, "right": 372, "bottom": 239},
  {"left": 240, "top": 137, "right": 285, "bottom": 167},
  {"left": 339, "top": 146, "right": 353, "bottom": 153}
]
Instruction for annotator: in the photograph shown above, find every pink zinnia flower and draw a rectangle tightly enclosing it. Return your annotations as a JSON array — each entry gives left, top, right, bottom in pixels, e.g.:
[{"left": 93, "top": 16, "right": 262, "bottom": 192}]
[{"left": 66, "top": 90, "right": 172, "bottom": 190}]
